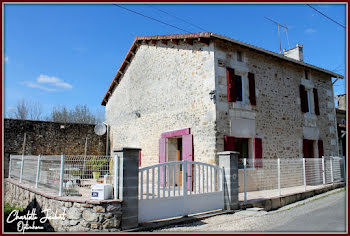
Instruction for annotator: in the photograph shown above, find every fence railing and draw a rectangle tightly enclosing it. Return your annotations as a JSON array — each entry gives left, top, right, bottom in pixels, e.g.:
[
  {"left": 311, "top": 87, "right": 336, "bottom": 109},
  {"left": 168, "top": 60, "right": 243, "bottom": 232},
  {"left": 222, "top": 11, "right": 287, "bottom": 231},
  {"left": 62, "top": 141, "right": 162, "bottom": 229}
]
[
  {"left": 239, "top": 156, "right": 346, "bottom": 203},
  {"left": 8, "top": 154, "right": 123, "bottom": 199},
  {"left": 138, "top": 160, "right": 223, "bottom": 200}
]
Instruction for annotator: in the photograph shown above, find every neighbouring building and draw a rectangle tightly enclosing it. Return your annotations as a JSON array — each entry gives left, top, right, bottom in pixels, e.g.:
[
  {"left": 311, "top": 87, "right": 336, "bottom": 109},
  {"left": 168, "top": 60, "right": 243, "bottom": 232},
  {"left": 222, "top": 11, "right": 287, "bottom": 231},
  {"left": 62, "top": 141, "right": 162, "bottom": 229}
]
[
  {"left": 102, "top": 32, "right": 343, "bottom": 169},
  {"left": 4, "top": 118, "right": 107, "bottom": 177},
  {"left": 336, "top": 94, "right": 346, "bottom": 157}
]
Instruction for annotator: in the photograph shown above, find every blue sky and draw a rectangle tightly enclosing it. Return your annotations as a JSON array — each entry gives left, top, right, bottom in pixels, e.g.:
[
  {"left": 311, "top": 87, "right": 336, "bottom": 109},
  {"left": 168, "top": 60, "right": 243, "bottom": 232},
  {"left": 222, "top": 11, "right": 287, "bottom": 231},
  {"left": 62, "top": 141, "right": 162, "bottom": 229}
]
[{"left": 4, "top": 4, "right": 346, "bottom": 119}]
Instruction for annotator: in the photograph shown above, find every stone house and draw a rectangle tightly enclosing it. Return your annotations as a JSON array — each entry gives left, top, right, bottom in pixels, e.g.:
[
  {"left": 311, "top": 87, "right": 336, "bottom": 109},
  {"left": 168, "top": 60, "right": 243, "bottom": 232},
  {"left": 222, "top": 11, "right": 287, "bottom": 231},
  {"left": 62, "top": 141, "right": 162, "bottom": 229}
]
[
  {"left": 336, "top": 94, "right": 346, "bottom": 157},
  {"left": 102, "top": 32, "right": 343, "bottom": 168}
]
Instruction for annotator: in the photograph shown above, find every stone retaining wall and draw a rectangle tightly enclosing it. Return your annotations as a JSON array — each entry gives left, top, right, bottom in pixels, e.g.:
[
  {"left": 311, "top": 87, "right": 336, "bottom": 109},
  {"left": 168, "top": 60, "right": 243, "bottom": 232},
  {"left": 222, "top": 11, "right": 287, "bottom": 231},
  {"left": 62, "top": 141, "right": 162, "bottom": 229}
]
[{"left": 4, "top": 179, "right": 122, "bottom": 232}]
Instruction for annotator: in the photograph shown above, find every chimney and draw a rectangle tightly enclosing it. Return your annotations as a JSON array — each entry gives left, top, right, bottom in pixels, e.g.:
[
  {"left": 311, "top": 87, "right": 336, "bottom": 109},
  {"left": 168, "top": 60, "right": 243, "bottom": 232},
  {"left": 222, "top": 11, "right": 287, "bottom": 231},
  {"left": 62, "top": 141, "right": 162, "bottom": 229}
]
[{"left": 283, "top": 44, "right": 304, "bottom": 61}]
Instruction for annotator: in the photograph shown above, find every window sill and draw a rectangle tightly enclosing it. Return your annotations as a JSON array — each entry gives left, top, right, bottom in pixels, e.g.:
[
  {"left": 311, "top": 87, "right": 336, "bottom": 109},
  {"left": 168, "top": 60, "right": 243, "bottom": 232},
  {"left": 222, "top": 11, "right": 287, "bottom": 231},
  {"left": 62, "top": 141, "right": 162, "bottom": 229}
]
[{"left": 232, "top": 102, "right": 252, "bottom": 111}]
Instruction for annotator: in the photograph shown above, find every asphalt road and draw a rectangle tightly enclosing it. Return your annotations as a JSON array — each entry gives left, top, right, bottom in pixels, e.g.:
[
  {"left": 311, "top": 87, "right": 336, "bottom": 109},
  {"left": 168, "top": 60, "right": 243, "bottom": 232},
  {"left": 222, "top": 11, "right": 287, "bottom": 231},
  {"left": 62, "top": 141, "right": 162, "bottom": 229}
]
[{"left": 156, "top": 188, "right": 346, "bottom": 232}]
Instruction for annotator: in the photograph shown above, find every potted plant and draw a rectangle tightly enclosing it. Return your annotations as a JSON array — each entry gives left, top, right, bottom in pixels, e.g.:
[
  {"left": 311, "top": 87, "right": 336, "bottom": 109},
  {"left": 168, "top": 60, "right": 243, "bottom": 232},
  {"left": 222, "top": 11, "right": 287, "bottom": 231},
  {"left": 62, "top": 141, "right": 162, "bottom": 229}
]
[{"left": 86, "top": 157, "right": 108, "bottom": 180}]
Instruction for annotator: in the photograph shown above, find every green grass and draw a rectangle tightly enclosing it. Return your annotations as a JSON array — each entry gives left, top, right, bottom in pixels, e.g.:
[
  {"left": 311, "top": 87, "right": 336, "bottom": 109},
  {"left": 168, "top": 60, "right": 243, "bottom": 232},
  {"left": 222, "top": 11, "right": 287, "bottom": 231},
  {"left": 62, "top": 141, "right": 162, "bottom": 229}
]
[{"left": 4, "top": 202, "right": 23, "bottom": 214}]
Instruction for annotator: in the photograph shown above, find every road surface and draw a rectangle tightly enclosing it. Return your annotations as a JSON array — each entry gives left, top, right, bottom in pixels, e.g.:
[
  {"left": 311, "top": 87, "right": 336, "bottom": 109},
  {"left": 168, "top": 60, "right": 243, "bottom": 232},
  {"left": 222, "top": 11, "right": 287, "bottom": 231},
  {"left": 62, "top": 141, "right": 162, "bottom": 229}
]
[{"left": 156, "top": 188, "right": 346, "bottom": 232}]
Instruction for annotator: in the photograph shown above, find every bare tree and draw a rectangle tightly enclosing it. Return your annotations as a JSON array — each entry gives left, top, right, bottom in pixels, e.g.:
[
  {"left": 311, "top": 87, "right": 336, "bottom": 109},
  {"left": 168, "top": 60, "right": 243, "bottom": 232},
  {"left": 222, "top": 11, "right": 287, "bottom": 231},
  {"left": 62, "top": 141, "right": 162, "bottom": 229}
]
[
  {"left": 12, "top": 99, "right": 43, "bottom": 120},
  {"left": 14, "top": 99, "right": 29, "bottom": 120},
  {"left": 49, "top": 105, "right": 98, "bottom": 124}
]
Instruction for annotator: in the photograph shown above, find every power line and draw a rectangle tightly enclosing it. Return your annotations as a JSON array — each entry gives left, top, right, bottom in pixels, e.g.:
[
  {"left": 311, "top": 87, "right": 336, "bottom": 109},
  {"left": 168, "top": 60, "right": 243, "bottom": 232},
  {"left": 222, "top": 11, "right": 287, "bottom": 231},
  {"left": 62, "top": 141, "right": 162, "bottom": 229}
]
[
  {"left": 306, "top": 4, "right": 345, "bottom": 29},
  {"left": 146, "top": 5, "right": 209, "bottom": 32},
  {"left": 113, "top": 4, "right": 191, "bottom": 33}
]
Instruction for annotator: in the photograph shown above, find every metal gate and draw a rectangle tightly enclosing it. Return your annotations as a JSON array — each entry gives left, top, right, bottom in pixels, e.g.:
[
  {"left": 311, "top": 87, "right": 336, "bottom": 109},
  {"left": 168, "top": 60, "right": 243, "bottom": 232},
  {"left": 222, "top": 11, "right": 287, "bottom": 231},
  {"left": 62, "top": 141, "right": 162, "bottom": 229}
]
[{"left": 138, "top": 160, "right": 224, "bottom": 222}]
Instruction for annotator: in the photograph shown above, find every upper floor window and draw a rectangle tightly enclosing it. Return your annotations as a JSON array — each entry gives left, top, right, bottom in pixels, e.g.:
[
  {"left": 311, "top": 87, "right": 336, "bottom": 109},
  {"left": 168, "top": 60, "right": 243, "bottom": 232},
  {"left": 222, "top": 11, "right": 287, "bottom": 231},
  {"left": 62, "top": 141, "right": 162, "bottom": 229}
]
[
  {"left": 305, "top": 70, "right": 309, "bottom": 80},
  {"left": 300, "top": 85, "right": 320, "bottom": 115},
  {"left": 237, "top": 51, "right": 243, "bottom": 62},
  {"left": 226, "top": 68, "right": 256, "bottom": 105},
  {"left": 235, "top": 75, "right": 243, "bottom": 102}
]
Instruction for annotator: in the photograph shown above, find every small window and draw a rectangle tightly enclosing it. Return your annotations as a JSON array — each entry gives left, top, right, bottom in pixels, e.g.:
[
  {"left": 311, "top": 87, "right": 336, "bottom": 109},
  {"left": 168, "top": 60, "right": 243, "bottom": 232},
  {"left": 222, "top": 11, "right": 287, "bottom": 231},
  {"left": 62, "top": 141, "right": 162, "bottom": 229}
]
[
  {"left": 237, "top": 51, "right": 243, "bottom": 62},
  {"left": 235, "top": 75, "right": 243, "bottom": 102},
  {"left": 305, "top": 89, "right": 311, "bottom": 113},
  {"left": 305, "top": 70, "right": 309, "bottom": 80}
]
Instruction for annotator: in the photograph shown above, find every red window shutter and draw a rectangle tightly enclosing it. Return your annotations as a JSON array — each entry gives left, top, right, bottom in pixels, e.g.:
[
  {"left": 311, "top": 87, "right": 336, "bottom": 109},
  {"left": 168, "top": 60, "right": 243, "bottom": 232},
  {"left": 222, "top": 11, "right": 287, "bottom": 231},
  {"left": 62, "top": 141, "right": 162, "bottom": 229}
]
[
  {"left": 303, "top": 139, "right": 308, "bottom": 158},
  {"left": 318, "top": 140, "right": 324, "bottom": 158},
  {"left": 313, "top": 88, "right": 320, "bottom": 115},
  {"left": 300, "top": 85, "right": 307, "bottom": 113},
  {"left": 254, "top": 138, "right": 263, "bottom": 168},
  {"left": 224, "top": 136, "right": 236, "bottom": 151},
  {"left": 248, "top": 72, "right": 256, "bottom": 105},
  {"left": 138, "top": 150, "right": 141, "bottom": 167},
  {"left": 226, "top": 68, "right": 236, "bottom": 102}
]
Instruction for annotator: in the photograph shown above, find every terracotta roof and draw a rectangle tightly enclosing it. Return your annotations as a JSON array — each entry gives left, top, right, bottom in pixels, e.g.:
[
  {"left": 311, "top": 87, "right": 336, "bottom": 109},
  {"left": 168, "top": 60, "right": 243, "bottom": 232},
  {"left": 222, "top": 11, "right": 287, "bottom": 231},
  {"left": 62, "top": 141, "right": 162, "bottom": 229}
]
[{"left": 101, "top": 32, "right": 344, "bottom": 106}]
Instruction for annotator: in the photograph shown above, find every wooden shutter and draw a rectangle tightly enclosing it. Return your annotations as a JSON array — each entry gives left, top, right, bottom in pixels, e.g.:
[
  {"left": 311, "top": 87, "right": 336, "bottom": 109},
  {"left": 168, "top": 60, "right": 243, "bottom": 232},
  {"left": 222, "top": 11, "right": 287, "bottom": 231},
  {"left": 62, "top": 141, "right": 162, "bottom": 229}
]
[
  {"left": 224, "top": 136, "right": 236, "bottom": 151},
  {"left": 300, "top": 85, "right": 307, "bottom": 113},
  {"left": 313, "top": 88, "right": 320, "bottom": 115},
  {"left": 248, "top": 72, "right": 256, "bottom": 105},
  {"left": 226, "top": 68, "right": 236, "bottom": 102},
  {"left": 159, "top": 138, "right": 166, "bottom": 186},
  {"left": 303, "top": 139, "right": 309, "bottom": 158},
  {"left": 138, "top": 150, "right": 141, "bottom": 167},
  {"left": 254, "top": 138, "right": 263, "bottom": 168},
  {"left": 318, "top": 140, "right": 324, "bottom": 158},
  {"left": 183, "top": 134, "right": 194, "bottom": 190}
]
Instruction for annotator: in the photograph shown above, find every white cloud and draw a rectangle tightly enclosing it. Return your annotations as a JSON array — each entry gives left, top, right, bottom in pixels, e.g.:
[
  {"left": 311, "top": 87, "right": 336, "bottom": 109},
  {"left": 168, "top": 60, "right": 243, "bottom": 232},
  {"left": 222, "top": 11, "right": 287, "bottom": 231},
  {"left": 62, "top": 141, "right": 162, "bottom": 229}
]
[
  {"left": 4, "top": 56, "right": 8, "bottom": 62},
  {"left": 37, "top": 74, "right": 73, "bottom": 89},
  {"left": 22, "top": 81, "right": 57, "bottom": 92},
  {"left": 305, "top": 28, "right": 317, "bottom": 34}
]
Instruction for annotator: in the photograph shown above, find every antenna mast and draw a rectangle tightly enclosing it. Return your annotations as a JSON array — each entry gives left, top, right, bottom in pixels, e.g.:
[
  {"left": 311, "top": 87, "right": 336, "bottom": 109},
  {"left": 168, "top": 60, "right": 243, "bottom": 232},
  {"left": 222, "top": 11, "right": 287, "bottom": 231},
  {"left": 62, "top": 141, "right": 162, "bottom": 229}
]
[{"left": 265, "top": 17, "right": 289, "bottom": 54}]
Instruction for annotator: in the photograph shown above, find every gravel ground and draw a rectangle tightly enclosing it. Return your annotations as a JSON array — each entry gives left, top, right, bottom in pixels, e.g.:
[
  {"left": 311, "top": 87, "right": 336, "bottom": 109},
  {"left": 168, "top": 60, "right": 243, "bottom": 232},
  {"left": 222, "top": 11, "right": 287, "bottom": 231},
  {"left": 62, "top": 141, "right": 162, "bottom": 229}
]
[{"left": 155, "top": 188, "right": 346, "bottom": 232}]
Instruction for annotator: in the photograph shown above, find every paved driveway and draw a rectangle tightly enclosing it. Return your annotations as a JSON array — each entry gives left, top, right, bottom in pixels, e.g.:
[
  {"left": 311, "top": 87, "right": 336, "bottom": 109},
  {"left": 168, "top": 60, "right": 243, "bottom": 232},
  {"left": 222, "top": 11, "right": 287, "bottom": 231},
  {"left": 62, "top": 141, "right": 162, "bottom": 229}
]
[{"left": 156, "top": 188, "right": 346, "bottom": 232}]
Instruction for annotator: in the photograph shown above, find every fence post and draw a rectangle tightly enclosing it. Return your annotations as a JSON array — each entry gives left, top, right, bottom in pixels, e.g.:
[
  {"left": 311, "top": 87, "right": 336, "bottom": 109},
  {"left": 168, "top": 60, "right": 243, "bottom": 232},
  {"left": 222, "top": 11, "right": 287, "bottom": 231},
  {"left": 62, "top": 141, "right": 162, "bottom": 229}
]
[
  {"left": 322, "top": 156, "right": 325, "bottom": 185},
  {"left": 19, "top": 154, "right": 24, "bottom": 183},
  {"left": 330, "top": 156, "right": 334, "bottom": 183},
  {"left": 8, "top": 155, "right": 12, "bottom": 179},
  {"left": 183, "top": 160, "right": 188, "bottom": 197},
  {"left": 114, "top": 148, "right": 140, "bottom": 230},
  {"left": 303, "top": 158, "right": 306, "bottom": 191},
  {"left": 114, "top": 155, "right": 119, "bottom": 200},
  {"left": 243, "top": 158, "right": 247, "bottom": 204},
  {"left": 58, "top": 154, "right": 65, "bottom": 197},
  {"left": 277, "top": 158, "right": 281, "bottom": 196},
  {"left": 35, "top": 155, "right": 41, "bottom": 188},
  {"left": 218, "top": 151, "right": 239, "bottom": 210}
]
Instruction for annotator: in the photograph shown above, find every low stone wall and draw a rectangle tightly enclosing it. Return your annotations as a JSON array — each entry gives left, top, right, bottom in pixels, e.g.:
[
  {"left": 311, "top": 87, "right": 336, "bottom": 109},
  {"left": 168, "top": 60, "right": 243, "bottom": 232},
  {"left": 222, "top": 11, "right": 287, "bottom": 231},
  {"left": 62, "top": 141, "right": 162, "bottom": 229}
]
[{"left": 4, "top": 179, "right": 122, "bottom": 232}]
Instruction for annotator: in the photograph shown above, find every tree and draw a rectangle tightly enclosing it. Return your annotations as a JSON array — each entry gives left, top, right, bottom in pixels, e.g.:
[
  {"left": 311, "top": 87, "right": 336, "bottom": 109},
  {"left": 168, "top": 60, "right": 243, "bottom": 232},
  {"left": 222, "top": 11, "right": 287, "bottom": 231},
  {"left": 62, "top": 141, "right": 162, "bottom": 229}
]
[
  {"left": 49, "top": 105, "right": 99, "bottom": 124},
  {"left": 11, "top": 99, "right": 43, "bottom": 120}
]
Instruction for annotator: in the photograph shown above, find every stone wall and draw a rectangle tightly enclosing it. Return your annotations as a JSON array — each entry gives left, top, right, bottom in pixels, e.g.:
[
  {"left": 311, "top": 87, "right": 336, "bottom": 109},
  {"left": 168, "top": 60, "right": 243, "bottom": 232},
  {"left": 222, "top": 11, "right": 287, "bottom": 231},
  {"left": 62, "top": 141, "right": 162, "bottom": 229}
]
[
  {"left": 4, "top": 179, "right": 121, "bottom": 232},
  {"left": 213, "top": 38, "right": 339, "bottom": 158},
  {"left": 4, "top": 119, "right": 107, "bottom": 177},
  {"left": 106, "top": 41, "right": 217, "bottom": 166}
]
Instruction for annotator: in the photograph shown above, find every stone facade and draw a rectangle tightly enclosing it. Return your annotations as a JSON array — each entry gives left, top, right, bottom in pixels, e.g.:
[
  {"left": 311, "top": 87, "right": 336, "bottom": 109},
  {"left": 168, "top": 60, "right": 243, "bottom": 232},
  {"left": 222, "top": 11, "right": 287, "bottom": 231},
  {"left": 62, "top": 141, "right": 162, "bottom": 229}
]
[
  {"left": 213, "top": 39, "right": 339, "bottom": 159},
  {"left": 105, "top": 35, "right": 339, "bottom": 168},
  {"left": 5, "top": 179, "right": 121, "bottom": 232},
  {"left": 106, "top": 41, "right": 217, "bottom": 166}
]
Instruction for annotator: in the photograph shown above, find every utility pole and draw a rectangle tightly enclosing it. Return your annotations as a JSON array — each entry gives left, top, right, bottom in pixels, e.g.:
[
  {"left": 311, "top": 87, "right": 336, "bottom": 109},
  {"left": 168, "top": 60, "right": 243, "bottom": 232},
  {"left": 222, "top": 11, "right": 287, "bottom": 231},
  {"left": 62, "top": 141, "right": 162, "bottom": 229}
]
[{"left": 265, "top": 17, "right": 289, "bottom": 54}]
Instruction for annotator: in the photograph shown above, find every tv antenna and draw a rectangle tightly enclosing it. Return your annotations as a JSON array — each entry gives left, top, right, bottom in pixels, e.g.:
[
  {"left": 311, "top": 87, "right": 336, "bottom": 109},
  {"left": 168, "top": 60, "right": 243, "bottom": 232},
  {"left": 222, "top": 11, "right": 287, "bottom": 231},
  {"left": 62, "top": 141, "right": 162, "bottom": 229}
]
[{"left": 265, "top": 17, "right": 290, "bottom": 54}]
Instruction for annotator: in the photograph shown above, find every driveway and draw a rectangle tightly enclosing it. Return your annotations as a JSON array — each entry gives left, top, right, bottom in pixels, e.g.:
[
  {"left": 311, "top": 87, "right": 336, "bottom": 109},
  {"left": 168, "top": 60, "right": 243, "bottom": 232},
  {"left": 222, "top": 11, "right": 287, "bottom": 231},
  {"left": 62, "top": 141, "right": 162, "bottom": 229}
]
[{"left": 155, "top": 188, "right": 346, "bottom": 232}]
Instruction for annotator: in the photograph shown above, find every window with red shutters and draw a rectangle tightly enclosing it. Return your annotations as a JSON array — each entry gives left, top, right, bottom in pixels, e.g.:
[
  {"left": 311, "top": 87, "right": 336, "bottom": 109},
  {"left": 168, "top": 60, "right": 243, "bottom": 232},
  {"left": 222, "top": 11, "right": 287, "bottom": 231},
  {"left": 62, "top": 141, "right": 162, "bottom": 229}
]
[
  {"left": 313, "top": 88, "right": 320, "bottom": 115},
  {"left": 300, "top": 85, "right": 308, "bottom": 113},
  {"left": 248, "top": 72, "right": 256, "bottom": 105},
  {"left": 254, "top": 138, "right": 263, "bottom": 168},
  {"left": 318, "top": 140, "right": 324, "bottom": 158},
  {"left": 226, "top": 68, "right": 236, "bottom": 102}
]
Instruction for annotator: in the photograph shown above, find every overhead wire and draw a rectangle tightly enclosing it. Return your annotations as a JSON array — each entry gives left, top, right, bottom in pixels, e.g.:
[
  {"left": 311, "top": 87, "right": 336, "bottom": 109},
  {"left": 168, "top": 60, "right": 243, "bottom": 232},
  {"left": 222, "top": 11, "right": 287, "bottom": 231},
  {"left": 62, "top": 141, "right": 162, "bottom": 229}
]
[
  {"left": 306, "top": 4, "right": 345, "bottom": 29},
  {"left": 146, "top": 5, "right": 210, "bottom": 32},
  {"left": 113, "top": 4, "right": 191, "bottom": 33}
]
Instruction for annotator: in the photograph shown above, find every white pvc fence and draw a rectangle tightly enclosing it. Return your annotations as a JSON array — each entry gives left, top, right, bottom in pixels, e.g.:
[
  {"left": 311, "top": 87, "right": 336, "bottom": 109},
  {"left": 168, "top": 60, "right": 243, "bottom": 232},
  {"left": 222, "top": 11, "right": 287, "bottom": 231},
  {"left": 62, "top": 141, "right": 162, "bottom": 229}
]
[
  {"left": 8, "top": 154, "right": 123, "bottom": 199},
  {"left": 240, "top": 156, "right": 346, "bottom": 203}
]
